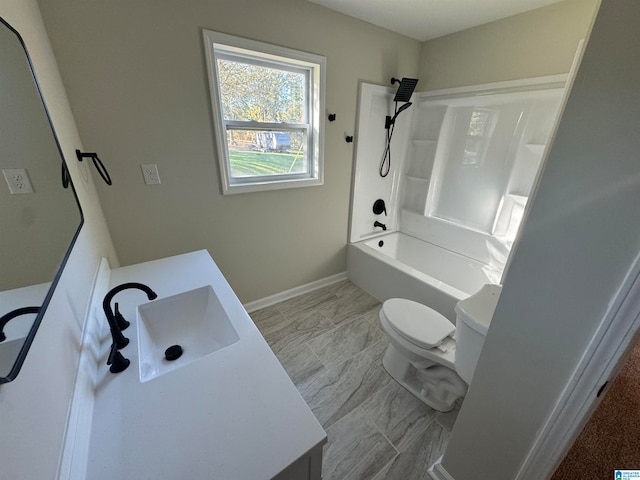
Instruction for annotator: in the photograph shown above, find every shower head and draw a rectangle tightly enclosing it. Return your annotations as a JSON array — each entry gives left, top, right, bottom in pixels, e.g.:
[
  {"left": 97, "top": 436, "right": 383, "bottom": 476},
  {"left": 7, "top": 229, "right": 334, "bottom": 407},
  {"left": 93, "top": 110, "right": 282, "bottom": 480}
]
[
  {"left": 391, "top": 77, "right": 419, "bottom": 102},
  {"left": 396, "top": 102, "right": 412, "bottom": 115},
  {"left": 385, "top": 102, "right": 413, "bottom": 129}
]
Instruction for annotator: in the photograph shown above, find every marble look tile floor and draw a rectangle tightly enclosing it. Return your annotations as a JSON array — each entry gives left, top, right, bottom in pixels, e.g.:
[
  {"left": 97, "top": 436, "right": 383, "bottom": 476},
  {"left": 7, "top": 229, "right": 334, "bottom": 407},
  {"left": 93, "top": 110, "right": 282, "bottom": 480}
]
[{"left": 250, "top": 280, "right": 459, "bottom": 480}]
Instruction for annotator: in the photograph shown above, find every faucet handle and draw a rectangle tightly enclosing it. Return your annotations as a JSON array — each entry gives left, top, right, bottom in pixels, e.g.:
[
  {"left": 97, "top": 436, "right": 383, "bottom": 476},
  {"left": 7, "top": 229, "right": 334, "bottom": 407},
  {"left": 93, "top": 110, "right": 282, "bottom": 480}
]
[
  {"left": 114, "top": 302, "right": 130, "bottom": 331},
  {"left": 372, "top": 199, "right": 387, "bottom": 216},
  {"left": 107, "top": 342, "right": 130, "bottom": 373},
  {"left": 110, "top": 318, "right": 130, "bottom": 350}
]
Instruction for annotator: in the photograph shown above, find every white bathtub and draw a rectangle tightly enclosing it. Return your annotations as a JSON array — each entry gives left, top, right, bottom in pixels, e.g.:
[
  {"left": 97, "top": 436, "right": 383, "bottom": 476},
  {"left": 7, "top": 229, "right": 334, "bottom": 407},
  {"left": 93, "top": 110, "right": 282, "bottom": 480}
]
[{"left": 347, "top": 232, "right": 502, "bottom": 322}]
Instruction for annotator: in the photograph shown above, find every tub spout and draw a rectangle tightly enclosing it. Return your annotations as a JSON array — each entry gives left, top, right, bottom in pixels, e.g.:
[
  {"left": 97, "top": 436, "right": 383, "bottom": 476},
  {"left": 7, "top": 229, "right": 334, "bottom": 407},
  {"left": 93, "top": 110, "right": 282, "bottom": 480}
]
[{"left": 374, "top": 221, "right": 387, "bottom": 231}]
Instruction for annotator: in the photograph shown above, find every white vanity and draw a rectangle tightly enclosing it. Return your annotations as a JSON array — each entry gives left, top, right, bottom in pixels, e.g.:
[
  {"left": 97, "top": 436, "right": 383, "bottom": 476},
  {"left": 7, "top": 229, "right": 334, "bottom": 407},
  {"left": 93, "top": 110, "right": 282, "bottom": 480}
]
[{"left": 74, "top": 250, "right": 325, "bottom": 479}]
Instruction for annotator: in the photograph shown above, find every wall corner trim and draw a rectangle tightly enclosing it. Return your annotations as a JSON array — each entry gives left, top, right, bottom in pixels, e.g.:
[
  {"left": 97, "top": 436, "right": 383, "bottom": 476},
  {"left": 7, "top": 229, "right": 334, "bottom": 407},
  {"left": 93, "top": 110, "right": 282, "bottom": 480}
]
[
  {"left": 57, "top": 258, "right": 111, "bottom": 480},
  {"left": 428, "top": 456, "right": 456, "bottom": 480}
]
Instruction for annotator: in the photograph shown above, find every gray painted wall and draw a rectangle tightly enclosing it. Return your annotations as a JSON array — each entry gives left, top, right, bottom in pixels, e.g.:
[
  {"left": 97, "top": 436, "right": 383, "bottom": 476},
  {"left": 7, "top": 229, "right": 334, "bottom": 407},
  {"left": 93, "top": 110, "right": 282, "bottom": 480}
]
[{"left": 418, "top": 0, "right": 598, "bottom": 91}]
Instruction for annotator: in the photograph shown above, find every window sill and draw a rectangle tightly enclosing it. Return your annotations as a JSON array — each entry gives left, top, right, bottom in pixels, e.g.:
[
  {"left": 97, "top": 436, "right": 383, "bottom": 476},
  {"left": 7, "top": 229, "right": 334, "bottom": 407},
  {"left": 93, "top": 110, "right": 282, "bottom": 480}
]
[{"left": 222, "top": 176, "right": 324, "bottom": 195}]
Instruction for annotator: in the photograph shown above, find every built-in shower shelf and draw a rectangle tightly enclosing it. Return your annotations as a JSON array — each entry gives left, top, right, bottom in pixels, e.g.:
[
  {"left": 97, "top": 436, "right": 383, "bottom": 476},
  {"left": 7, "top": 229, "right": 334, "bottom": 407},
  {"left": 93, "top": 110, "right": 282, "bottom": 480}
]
[
  {"left": 403, "top": 176, "right": 429, "bottom": 213},
  {"left": 525, "top": 143, "right": 547, "bottom": 155},
  {"left": 405, "top": 175, "right": 430, "bottom": 183},
  {"left": 411, "top": 139, "right": 438, "bottom": 144},
  {"left": 402, "top": 206, "right": 426, "bottom": 215}
]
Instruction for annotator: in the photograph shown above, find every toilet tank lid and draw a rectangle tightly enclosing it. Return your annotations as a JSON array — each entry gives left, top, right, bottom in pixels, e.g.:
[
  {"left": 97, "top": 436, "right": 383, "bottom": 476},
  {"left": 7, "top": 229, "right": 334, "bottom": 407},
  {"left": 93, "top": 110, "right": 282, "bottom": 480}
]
[
  {"left": 454, "top": 284, "right": 502, "bottom": 335},
  {"left": 382, "top": 298, "right": 455, "bottom": 349}
]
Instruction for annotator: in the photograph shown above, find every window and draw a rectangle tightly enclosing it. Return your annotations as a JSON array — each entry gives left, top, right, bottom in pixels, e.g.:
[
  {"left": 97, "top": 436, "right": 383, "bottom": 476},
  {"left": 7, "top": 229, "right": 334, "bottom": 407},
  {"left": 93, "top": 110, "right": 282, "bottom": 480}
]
[{"left": 203, "top": 30, "right": 325, "bottom": 194}]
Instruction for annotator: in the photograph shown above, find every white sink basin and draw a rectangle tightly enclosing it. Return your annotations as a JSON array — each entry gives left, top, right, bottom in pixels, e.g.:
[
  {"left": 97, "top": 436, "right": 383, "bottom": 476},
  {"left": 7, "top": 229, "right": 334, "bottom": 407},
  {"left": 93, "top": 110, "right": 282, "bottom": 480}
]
[{"left": 137, "top": 286, "right": 240, "bottom": 382}]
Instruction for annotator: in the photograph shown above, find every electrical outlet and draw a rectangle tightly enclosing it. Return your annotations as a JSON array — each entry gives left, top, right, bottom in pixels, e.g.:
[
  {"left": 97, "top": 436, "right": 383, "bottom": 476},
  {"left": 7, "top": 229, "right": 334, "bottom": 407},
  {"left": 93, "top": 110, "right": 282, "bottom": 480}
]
[
  {"left": 141, "top": 164, "right": 161, "bottom": 185},
  {"left": 2, "top": 168, "right": 34, "bottom": 194}
]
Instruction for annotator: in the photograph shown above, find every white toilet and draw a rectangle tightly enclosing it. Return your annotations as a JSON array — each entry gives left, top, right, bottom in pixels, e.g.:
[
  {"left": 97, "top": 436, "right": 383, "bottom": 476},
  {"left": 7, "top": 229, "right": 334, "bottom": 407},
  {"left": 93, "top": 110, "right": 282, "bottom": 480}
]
[{"left": 379, "top": 284, "right": 502, "bottom": 412}]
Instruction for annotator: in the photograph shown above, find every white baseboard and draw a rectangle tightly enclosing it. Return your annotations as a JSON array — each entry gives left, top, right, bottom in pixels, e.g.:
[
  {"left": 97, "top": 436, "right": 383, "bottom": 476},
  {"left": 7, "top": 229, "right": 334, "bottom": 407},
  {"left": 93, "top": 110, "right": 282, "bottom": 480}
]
[
  {"left": 428, "top": 456, "right": 456, "bottom": 480},
  {"left": 243, "top": 272, "right": 348, "bottom": 313},
  {"left": 57, "top": 258, "right": 111, "bottom": 480}
]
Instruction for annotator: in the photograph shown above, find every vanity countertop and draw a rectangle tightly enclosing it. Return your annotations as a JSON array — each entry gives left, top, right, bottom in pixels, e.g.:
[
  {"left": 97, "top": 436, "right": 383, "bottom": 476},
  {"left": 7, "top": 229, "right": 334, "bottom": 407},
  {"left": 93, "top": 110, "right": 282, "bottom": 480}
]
[{"left": 85, "top": 250, "right": 326, "bottom": 479}]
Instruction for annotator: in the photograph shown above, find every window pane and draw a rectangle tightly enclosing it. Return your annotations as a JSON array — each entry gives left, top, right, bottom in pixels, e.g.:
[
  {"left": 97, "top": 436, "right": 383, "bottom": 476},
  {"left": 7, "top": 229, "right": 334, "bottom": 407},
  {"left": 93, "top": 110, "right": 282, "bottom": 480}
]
[
  {"left": 226, "top": 129, "right": 307, "bottom": 178},
  {"left": 217, "top": 58, "right": 306, "bottom": 123}
]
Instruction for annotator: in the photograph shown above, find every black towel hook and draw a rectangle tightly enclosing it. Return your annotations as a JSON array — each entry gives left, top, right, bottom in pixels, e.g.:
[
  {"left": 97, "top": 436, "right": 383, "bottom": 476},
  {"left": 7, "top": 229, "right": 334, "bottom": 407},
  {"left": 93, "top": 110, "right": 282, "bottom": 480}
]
[{"left": 76, "top": 149, "right": 112, "bottom": 186}]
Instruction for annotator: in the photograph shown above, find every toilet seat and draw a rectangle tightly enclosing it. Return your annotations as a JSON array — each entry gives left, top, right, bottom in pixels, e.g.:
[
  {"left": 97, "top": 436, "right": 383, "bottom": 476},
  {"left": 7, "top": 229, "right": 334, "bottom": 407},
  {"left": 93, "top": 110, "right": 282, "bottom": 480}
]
[{"left": 381, "top": 298, "right": 455, "bottom": 350}]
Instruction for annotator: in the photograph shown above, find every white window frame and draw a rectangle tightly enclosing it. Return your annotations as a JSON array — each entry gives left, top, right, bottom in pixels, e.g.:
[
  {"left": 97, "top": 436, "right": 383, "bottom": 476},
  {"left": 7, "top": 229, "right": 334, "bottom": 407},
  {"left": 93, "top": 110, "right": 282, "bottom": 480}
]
[{"left": 202, "top": 30, "right": 325, "bottom": 194}]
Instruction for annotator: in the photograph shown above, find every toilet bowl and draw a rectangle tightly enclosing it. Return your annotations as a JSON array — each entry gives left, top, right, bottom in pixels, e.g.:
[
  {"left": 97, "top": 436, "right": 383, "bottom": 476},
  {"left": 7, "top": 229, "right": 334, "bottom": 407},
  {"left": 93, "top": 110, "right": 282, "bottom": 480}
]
[{"left": 379, "top": 284, "right": 502, "bottom": 412}]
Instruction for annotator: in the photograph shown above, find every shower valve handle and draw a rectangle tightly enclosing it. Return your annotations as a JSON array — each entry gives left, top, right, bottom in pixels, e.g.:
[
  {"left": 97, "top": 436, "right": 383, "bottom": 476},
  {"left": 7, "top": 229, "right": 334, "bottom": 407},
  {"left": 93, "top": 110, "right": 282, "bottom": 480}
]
[{"left": 373, "top": 199, "right": 387, "bottom": 216}]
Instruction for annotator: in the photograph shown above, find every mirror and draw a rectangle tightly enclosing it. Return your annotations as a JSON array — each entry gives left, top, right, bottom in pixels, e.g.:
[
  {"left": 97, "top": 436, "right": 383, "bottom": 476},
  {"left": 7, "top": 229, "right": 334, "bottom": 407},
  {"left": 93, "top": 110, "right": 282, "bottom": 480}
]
[{"left": 0, "top": 17, "right": 83, "bottom": 383}]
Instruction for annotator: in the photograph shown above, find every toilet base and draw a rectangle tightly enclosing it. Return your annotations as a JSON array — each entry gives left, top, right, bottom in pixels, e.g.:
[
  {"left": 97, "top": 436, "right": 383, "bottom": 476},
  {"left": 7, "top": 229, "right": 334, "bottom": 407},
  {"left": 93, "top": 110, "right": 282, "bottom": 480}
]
[{"left": 382, "top": 343, "right": 466, "bottom": 412}]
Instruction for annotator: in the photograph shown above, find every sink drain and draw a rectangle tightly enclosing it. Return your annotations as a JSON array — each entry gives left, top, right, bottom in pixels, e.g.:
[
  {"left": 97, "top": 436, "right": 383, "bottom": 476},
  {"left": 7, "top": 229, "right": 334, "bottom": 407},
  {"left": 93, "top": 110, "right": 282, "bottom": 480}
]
[{"left": 164, "top": 344, "right": 183, "bottom": 361}]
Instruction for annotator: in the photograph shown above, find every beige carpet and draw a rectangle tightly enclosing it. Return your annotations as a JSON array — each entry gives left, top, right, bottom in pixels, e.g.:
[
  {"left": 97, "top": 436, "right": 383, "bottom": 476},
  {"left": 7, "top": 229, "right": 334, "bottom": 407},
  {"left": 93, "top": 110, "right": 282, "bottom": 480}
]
[{"left": 552, "top": 342, "right": 640, "bottom": 479}]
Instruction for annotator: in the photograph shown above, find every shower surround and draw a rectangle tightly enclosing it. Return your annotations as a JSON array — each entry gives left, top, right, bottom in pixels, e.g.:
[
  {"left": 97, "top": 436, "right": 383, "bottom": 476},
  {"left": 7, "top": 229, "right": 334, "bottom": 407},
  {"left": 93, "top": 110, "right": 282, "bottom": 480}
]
[{"left": 348, "top": 77, "right": 567, "bottom": 315}]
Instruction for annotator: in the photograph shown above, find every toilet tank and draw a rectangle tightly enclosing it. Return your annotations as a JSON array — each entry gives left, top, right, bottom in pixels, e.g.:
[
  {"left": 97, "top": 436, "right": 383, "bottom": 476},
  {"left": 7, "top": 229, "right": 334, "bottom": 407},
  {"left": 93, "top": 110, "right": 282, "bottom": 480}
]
[{"left": 454, "top": 284, "right": 502, "bottom": 384}]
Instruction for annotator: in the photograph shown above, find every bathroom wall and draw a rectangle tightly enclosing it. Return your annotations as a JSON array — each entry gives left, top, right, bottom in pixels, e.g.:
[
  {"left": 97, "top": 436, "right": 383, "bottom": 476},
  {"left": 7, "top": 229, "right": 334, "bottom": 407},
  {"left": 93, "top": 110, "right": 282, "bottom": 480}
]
[
  {"left": 418, "top": 0, "right": 599, "bottom": 91},
  {"left": 439, "top": 1, "right": 640, "bottom": 478},
  {"left": 38, "top": 0, "right": 422, "bottom": 304},
  {"left": 0, "top": 1, "right": 117, "bottom": 478}
]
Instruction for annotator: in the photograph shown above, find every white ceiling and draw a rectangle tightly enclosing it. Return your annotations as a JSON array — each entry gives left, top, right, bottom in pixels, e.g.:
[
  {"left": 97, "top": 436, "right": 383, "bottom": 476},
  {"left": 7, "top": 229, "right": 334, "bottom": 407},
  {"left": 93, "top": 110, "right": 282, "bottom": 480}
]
[{"left": 307, "top": 0, "right": 566, "bottom": 42}]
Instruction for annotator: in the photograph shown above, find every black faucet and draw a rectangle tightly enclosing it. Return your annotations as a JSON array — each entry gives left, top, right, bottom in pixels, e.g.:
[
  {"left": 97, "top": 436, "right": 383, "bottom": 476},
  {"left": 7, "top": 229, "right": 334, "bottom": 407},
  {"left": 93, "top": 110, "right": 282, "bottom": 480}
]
[
  {"left": 374, "top": 221, "right": 387, "bottom": 231},
  {"left": 103, "top": 283, "right": 157, "bottom": 350},
  {"left": 0, "top": 306, "right": 40, "bottom": 342}
]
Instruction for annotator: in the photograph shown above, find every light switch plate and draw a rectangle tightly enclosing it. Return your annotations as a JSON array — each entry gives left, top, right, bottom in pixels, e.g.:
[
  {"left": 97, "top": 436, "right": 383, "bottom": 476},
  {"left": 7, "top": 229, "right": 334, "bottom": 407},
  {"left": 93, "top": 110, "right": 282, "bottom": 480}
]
[
  {"left": 141, "top": 164, "right": 161, "bottom": 185},
  {"left": 2, "top": 168, "right": 34, "bottom": 194}
]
